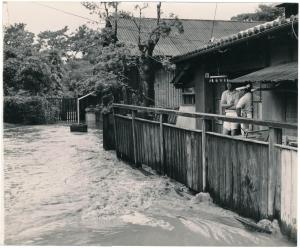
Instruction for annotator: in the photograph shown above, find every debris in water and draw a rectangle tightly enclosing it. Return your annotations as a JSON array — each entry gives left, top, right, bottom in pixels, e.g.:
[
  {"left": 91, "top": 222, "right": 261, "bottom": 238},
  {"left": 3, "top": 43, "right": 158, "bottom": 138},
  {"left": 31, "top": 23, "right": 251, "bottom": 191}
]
[
  {"left": 191, "top": 192, "right": 212, "bottom": 204},
  {"left": 235, "top": 216, "right": 272, "bottom": 234},
  {"left": 257, "top": 219, "right": 281, "bottom": 235}
]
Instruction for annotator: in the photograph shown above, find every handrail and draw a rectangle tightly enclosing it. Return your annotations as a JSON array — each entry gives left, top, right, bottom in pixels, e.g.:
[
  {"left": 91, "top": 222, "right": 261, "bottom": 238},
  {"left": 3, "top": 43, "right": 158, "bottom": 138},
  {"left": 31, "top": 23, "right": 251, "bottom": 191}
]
[{"left": 113, "top": 104, "right": 298, "bottom": 130}]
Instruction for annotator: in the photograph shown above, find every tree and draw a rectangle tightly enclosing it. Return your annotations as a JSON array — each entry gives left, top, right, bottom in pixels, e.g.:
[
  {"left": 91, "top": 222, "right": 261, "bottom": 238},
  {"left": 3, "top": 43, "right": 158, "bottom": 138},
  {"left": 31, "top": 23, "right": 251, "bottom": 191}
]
[
  {"left": 37, "top": 26, "right": 69, "bottom": 52},
  {"left": 82, "top": 2, "right": 184, "bottom": 106},
  {"left": 3, "top": 23, "right": 65, "bottom": 96},
  {"left": 231, "top": 4, "right": 284, "bottom": 22}
]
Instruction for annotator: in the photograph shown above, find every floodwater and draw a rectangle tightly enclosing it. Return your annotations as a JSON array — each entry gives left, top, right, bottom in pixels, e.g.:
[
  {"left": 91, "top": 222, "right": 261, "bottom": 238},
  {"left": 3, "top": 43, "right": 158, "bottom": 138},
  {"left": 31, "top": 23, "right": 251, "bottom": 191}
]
[{"left": 3, "top": 125, "right": 295, "bottom": 246}]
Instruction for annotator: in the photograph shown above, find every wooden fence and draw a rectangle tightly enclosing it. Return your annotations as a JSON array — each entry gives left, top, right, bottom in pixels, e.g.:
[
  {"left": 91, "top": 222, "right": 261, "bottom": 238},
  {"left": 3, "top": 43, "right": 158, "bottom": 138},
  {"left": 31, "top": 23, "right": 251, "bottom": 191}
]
[
  {"left": 104, "top": 104, "right": 297, "bottom": 239},
  {"left": 275, "top": 144, "right": 297, "bottom": 239},
  {"left": 47, "top": 98, "right": 77, "bottom": 122}
]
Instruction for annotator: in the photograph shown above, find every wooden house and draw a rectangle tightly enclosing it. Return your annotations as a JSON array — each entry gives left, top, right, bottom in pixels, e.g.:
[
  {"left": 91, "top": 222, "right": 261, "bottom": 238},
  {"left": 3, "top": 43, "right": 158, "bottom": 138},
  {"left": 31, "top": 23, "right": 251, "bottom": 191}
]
[
  {"left": 171, "top": 12, "right": 298, "bottom": 141},
  {"left": 116, "top": 18, "right": 263, "bottom": 109}
]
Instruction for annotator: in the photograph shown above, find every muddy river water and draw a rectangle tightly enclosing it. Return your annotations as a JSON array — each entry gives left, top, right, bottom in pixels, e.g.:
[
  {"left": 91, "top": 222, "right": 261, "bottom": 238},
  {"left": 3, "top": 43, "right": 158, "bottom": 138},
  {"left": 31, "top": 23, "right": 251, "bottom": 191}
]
[{"left": 3, "top": 125, "right": 295, "bottom": 246}]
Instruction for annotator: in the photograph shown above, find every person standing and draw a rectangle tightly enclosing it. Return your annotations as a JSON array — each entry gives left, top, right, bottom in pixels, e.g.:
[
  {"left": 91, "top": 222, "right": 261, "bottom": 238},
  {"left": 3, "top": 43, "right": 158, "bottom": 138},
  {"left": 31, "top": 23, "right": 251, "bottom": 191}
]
[
  {"left": 236, "top": 84, "right": 252, "bottom": 136},
  {"left": 221, "top": 82, "right": 242, "bottom": 136}
]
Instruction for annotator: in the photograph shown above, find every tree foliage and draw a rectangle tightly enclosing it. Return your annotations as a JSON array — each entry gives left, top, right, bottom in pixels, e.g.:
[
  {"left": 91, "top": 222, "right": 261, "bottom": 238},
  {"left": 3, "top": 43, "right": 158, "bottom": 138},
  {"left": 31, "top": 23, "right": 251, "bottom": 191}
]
[
  {"left": 3, "top": 23, "right": 65, "bottom": 96},
  {"left": 82, "top": 2, "right": 184, "bottom": 106},
  {"left": 37, "top": 26, "right": 69, "bottom": 52},
  {"left": 231, "top": 4, "right": 284, "bottom": 22}
]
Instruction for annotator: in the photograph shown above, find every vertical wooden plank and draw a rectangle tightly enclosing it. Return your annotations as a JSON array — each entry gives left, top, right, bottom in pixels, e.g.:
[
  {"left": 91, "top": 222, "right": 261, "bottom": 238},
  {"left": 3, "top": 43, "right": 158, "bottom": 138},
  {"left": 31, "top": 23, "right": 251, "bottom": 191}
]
[
  {"left": 112, "top": 108, "right": 118, "bottom": 155},
  {"left": 164, "top": 126, "right": 169, "bottom": 176},
  {"left": 231, "top": 138, "right": 238, "bottom": 210},
  {"left": 284, "top": 149, "right": 292, "bottom": 227},
  {"left": 193, "top": 132, "right": 199, "bottom": 191},
  {"left": 178, "top": 128, "right": 183, "bottom": 184},
  {"left": 186, "top": 132, "right": 193, "bottom": 189},
  {"left": 291, "top": 150, "right": 297, "bottom": 231},
  {"left": 129, "top": 110, "right": 137, "bottom": 166},
  {"left": 169, "top": 127, "right": 174, "bottom": 179},
  {"left": 182, "top": 129, "right": 187, "bottom": 185},
  {"left": 281, "top": 149, "right": 287, "bottom": 224},
  {"left": 159, "top": 114, "right": 164, "bottom": 174},
  {"left": 202, "top": 119, "right": 207, "bottom": 191},
  {"left": 268, "top": 128, "right": 282, "bottom": 217},
  {"left": 260, "top": 145, "right": 269, "bottom": 218}
]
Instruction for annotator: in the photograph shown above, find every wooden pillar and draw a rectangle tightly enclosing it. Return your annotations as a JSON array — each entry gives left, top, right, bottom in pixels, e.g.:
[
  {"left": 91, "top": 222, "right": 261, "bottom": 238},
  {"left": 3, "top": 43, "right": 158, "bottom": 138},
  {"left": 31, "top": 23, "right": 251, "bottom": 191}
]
[
  {"left": 132, "top": 110, "right": 138, "bottom": 166},
  {"left": 195, "top": 64, "right": 213, "bottom": 130},
  {"left": 268, "top": 127, "right": 282, "bottom": 217},
  {"left": 202, "top": 118, "right": 207, "bottom": 192}
]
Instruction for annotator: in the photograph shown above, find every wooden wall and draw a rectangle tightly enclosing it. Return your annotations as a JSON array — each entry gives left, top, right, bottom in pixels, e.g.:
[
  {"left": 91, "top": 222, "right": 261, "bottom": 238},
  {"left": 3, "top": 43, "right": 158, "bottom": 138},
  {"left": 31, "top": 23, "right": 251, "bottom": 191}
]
[
  {"left": 114, "top": 115, "right": 204, "bottom": 192},
  {"left": 275, "top": 145, "right": 298, "bottom": 240},
  {"left": 154, "top": 69, "right": 182, "bottom": 109},
  {"left": 105, "top": 110, "right": 297, "bottom": 239},
  {"left": 206, "top": 133, "right": 269, "bottom": 220}
]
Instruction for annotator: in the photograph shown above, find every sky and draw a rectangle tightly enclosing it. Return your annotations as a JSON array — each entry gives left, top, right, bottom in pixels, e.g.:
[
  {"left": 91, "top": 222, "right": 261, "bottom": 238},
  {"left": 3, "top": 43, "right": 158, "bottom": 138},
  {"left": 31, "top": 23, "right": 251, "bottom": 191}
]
[{"left": 1, "top": 1, "right": 275, "bottom": 35}]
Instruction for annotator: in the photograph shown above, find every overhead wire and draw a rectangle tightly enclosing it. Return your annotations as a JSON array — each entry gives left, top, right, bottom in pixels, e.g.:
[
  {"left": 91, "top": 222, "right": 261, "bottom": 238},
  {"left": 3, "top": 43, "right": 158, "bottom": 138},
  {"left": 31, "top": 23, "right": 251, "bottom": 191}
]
[
  {"left": 32, "top": 2, "right": 213, "bottom": 43},
  {"left": 210, "top": 3, "right": 218, "bottom": 40},
  {"left": 32, "top": 2, "right": 103, "bottom": 25}
]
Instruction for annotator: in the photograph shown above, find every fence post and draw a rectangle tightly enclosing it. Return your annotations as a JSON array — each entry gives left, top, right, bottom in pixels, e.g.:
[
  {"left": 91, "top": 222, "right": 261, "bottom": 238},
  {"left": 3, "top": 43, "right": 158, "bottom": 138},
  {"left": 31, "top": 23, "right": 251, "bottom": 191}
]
[
  {"left": 268, "top": 127, "right": 282, "bottom": 217},
  {"left": 112, "top": 107, "right": 118, "bottom": 156},
  {"left": 159, "top": 113, "right": 166, "bottom": 175},
  {"left": 202, "top": 118, "right": 207, "bottom": 192},
  {"left": 131, "top": 110, "right": 138, "bottom": 166}
]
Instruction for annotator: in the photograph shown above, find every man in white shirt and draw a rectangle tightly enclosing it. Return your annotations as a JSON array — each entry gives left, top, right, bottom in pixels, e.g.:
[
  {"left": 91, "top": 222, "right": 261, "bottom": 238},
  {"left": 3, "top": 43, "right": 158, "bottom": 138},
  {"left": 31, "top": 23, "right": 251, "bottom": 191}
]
[
  {"left": 236, "top": 84, "right": 252, "bottom": 136},
  {"left": 221, "top": 82, "right": 242, "bottom": 136}
]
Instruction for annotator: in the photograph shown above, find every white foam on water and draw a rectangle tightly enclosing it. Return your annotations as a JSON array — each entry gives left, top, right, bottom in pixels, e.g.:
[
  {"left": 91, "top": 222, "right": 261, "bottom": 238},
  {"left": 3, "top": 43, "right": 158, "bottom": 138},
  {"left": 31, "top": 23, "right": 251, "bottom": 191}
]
[{"left": 120, "top": 212, "right": 174, "bottom": 231}]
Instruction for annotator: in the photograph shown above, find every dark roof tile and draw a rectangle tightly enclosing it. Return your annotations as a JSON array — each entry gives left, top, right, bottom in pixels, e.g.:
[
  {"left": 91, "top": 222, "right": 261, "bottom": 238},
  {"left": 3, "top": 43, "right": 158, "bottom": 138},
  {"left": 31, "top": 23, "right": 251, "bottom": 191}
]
[{"left": 117, "top": 18, "right": 263, "bottom": 56}]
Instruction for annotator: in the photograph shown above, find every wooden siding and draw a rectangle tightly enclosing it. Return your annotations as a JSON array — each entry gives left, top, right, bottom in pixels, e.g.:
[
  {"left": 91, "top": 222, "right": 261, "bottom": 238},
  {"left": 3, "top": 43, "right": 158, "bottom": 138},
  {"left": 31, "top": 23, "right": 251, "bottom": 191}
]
[
  {"left": 154, "top": 69, "right": 182, "bottom": 109},
  {"left": 206, "top": 133, "right": 269, "bottom": 220},
  {"left": 114, "top": 115, "right": 134, "bottom": 163},
  {"left": 114, "top": 114, "right": 204, "bottom": 192},
  {"left": 276, "top": 145, "right": 297, "bottom": 239},
  {"left": 135, "top": 118, "right": 161, "bottom": 173},
  {"left": 164, "top": 125, "right": 203, "bottom": 191}
]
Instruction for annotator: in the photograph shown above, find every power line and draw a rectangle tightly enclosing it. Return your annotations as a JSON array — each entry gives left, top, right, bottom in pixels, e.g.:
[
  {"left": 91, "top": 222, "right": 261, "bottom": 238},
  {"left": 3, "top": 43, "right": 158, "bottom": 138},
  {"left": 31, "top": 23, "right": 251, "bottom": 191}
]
[
  {"left": 32, "top": 2, "right": 227, "bottom": 45},
  {"left": 32, "top": 2, "right": 103, "bottom": 25},
  {"left": 210, "top": 3, "right": 218, "bottom": 39},
  {"left": 33, "top": 2, "right": 212, "bottom": 43}
]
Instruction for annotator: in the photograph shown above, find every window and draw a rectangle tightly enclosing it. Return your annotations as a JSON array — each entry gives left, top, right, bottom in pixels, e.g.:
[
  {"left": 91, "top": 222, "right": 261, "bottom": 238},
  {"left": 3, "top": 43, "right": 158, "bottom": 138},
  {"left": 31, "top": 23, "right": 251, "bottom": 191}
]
[{"left": 182, "top": 87, "right": 195, "bottom": 105}]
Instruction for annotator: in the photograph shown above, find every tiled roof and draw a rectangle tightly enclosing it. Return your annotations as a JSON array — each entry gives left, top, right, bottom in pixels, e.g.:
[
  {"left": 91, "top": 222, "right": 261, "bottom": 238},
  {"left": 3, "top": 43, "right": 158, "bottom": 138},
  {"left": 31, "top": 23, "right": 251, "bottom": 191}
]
[
  {"left": 230, "top": 61, "right": 298, "bottom": 83},
  {"left": 172, "top": 15, "right": 299, "bottom": 62},
  {"left": 116, "top": 18, "right": 263, "bottom": 56}
]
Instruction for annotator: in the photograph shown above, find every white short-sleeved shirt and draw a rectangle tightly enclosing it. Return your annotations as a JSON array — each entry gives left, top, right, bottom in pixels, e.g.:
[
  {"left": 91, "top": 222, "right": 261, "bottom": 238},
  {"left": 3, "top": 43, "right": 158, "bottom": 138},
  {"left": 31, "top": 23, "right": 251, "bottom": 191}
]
[
  {"left": 236, "top": 92, "right": 252, "bottom": 115},
  {"left": 221, "top": 90, "right": 241, "bottom": 112}
]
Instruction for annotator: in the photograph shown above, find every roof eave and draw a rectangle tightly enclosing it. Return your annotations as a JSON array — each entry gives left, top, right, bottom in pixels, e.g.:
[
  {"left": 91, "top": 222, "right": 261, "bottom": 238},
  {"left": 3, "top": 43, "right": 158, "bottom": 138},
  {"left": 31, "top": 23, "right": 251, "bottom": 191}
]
[{"left": 171, "top": 20, "right": 298, "bottom": 64}]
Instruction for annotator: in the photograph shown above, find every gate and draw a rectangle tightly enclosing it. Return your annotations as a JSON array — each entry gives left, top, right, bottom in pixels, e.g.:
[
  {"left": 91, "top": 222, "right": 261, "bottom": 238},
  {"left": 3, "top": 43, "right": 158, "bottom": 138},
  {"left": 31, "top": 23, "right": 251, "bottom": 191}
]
[{"left": 47, "top": 97, "right": 77, "bottom": 122}]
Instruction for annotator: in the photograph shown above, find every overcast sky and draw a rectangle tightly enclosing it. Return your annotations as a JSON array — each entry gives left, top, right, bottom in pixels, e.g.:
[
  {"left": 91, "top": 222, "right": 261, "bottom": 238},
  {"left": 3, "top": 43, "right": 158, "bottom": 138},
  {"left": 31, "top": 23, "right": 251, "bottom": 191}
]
[{"left": 3, "top": 1, "right": 278, "bottom": 35}]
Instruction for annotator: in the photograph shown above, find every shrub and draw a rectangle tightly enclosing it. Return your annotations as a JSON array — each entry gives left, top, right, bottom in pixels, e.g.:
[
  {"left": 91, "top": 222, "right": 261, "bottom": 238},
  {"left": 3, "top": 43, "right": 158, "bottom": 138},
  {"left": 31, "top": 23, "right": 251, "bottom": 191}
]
[{"left": 4, "top": 96, "right": 59, "bottom": 124}]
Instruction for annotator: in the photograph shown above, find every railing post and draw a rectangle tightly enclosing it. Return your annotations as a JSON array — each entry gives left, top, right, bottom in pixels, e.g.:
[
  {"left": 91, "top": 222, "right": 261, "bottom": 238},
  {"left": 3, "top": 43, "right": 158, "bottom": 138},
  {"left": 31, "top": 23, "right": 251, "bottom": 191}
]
[
  {"left": 268, "top": 127, "right": 282, "bottom": 217},
  {"left": 202, "top": 118, "right": 207, "bottom": 192},
  {"left": 132, "top": 110, "right": 138, "bottom": 166}
]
